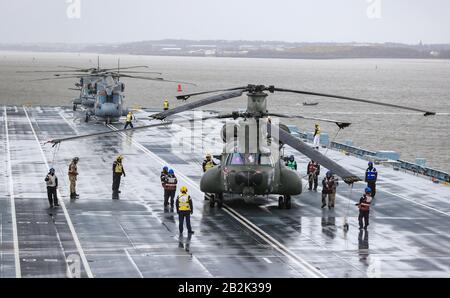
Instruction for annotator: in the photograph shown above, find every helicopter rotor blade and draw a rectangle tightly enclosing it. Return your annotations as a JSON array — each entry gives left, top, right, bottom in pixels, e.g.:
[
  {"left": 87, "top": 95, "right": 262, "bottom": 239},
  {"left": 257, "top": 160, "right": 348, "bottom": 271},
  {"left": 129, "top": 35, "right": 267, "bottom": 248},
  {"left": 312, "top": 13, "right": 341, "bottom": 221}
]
[
  {"left": 268, "top": 113, "right": 351, "bottom": 129},
  {"left": 30, "top": 75, "right": 84, "bottom": 82},
  {"left": 273, "top": 87, "right": 436, "bottom": 116},
  {"left": 48, "top": 114, "right": 229, "bottom": 145},
  {"left": 270, "top": 123, "right": 360, "bottom": 184},
  {"left": 151, "top": 89, "right": 246, "bottom": 120},
  {"left": 116, "top": 74, "right": 197, "bottom": 86},
  {"left": 101, "top": 66, "right": 149, "bottom": 72},
  {"left": 176, "top": 87, "right": 247, "bottom": 100}
]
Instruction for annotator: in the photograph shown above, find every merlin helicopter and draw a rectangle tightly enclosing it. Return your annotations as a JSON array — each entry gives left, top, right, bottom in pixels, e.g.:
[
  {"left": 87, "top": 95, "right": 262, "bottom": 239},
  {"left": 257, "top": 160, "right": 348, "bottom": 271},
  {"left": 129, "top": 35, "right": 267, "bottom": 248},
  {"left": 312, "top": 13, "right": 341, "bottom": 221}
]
[
  {"left": 23, "top": 59, "right": 193, "bottom": 123},
  {"left": 47, "top": 84, "right": 435, "bottom": 209}
]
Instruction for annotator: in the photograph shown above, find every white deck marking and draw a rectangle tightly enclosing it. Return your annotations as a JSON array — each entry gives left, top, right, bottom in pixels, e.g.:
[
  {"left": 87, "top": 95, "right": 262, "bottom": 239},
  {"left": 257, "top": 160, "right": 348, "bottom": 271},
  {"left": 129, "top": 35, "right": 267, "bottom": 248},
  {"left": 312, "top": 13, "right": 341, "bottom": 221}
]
[
  {"left": 124, "top": 249, "right": 144, "bottom": 278},
  {"left": 108, "top": 124, "right": 326, "bottom": 278},
  {"left": 23, "top": 106, "right": 94, "bottom": 278},
  {"left": 263, "top": 257, "right": 273, "bottom": 264},
  {"left": 4, "top": 106, "right": 21, "bottom": 278}
]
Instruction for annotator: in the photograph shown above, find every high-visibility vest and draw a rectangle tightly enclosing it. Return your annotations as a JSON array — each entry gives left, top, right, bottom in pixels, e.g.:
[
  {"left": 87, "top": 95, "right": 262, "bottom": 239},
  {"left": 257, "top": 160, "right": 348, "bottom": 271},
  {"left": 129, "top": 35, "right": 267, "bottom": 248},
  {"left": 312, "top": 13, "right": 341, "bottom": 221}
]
[
  {"left": 366, "top": 168, "right": 377, "bottom": 181},
  {"left": 308, "top": 162, "right": 318, "bottom": 173},
  {"left": 46, "top": 174, "right": 57, "bottom": 187},
  {"left": 163, "top": 100, "right": 169, "bottom": 109},
  {"left": 178, "top": 193, "right": 191, "bottom": 211},
  {"left": 314, "top": 128, "right": 320, "bottom": 136},
  {"left": 287, "top": 160, "right": 296, "bottom": 170},
  {"left": 114, "top": 162, "right": 123, "bottom": 174},
  {"left": 165, "top": 175, "right": 177, "bottom": 190},
  {"left": 204, "top": 160, "right": 215, "bottom": 172},
  {"left": 126, "top": 114, "right": 133, "bottom": 122}
]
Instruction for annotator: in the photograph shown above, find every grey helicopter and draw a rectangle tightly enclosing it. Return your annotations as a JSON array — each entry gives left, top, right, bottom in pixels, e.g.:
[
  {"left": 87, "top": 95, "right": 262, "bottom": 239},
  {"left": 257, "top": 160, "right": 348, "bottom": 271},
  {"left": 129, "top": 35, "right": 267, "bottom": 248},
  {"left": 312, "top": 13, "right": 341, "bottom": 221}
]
[
  {"left": 23, "top": 58, "right": 193, "bottom": 123},
  {"left": 47, "top": 84, "right": 435, "bottom": 209}
]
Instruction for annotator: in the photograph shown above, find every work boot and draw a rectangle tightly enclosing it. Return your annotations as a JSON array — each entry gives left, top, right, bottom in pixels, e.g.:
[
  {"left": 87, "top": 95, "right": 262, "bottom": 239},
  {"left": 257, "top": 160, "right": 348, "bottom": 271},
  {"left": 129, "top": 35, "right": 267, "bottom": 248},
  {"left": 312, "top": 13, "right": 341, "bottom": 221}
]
[
  {"left": 328, "top": 205, "right": 332, "bottom": 210},
  {"left": 321, "top": 204, "right": 326, "bottom": 209},
  {"left": 49, "top": 204, "right": 54, "bottom": 209},
  {"left": 308, "top": 187, "right": 312, "bottom": 191},
  {"left": 188, "top": 231, "right": 194, "bottom": 234},
  {"left": 54, "top": 203, "right": 60, "bottom": 207}
]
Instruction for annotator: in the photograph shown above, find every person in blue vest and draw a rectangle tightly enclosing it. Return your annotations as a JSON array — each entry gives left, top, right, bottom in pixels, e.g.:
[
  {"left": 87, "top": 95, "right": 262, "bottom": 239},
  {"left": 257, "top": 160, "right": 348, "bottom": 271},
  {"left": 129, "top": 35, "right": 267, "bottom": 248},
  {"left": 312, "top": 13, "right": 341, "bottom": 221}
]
[{"left": 365, "top": 162, "right": 378, "bottom": 198}]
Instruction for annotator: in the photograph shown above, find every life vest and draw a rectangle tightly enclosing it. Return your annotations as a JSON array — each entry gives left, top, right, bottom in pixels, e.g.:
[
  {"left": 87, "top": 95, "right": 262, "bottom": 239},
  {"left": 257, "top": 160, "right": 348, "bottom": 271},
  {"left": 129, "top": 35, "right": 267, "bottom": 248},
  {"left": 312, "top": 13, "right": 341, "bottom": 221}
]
[
  {"left": 46, "top": 174, "right": 57, "bottom": 187},
  {"left": 366, "top": 168, "right": 377, "bottom": 181},
  {"left": 287, "top": 160, "right": 296, "bottom": 170},
  {"left": 359, "top": 195, "right": 372, "bottom": 211},
  {"left": 126, "top": 113, "right": 133, "bottom": 122},
  {"left": 308, "top": 162, "right": 318, "bottom": 173},
  {"left": 204, "top": 160, "right": 215, "bottom": 172},
  {"left": 165, "top": 175, "right": 177, "bottom": 190},
  {"left": 114, "top": 162, "right": 123, "bottom": 174},
  {"left": 163, "top": 100, "right": 169, "bottom": 109},
  {"left": 178, "top": 193, "right": 191, "bottom": 211},
  {"left": 68, "top": 163, "right": 77, "bottom": 176}
]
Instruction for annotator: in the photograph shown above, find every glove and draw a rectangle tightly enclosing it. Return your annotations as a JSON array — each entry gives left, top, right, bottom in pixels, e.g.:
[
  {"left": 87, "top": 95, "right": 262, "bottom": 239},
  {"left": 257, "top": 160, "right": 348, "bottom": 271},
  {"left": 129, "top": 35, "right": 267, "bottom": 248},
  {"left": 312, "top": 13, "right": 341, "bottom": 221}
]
[{"left": 190, "top": 211, "right": 193, "bottom": 215}]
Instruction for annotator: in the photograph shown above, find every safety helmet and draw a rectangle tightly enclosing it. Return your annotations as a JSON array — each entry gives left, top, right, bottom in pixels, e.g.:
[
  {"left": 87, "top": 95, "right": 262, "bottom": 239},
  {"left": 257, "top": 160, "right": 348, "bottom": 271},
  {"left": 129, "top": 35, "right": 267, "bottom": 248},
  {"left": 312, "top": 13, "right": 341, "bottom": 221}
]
[
  {"left": 72, "top": 157, "right": 79, "bottom": 162},
  {"left": 289, "top": 155, "right": 294, "bottom": 161},
  {"left": 326, "top": 171, "right": 332, "bottom": 177},
  {"left": 180, "top": 186, "right": 188, "bottom": 193},
  {"left": 315, "top": 123, "right": 319, "bottom": 127},
  {"left": 368, "top": 161, "right": 373, "bottom": 167},
  {"left": 168, "top": 169, "right": 174, "bottom": 175},
  {"left": 49, "top": 168, "right": 55, "bottom": 174},
  {"left": 365, "top": 187, "right": 372, "bottom": 194},
  {"left": 163, "top": 166, "right": 168, "bottom": 171},
  {"left": 117, "top": 155, "right": 123, "bottom": 161},
  {"left": 206, "top": 153, "right": 211, "bottom": 159}
]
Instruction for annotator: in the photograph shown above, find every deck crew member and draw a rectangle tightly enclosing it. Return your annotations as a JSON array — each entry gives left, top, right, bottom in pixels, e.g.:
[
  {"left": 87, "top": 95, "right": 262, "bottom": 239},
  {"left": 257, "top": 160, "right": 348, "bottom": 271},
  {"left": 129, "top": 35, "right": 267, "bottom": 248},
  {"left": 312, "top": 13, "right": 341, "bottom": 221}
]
[
  {"left": 202, "top": 154, "right": 217, "bottom": 172},
  {"left": 163, "top": 99, "right": 169, "bottom": 111},
  {"left": 365, "top": 162, "right": 378, "bottom": 198},
  {"left": 176, "top": 186, "right": 194, "bottom": 235},
  {"left": 112, "top": 155, "right": 125, "bottom": 198},
  {"left": 161, "top": 166, "right": 169, "bottom": 201},
  {"left": 356, "top": 187, "right": 373, "bottom": 230},
  {"left": 286, "top": 155, "right": 297, "bottom": 170},
  {"left": 45, "top": 168, "right": 59, "bottom": 208},
  {"left": 313, "top": 124, "right": 320, "bottom": 150},
  {"left": 307, "top": 159, "right": 320, "bottom": 191},
  {"left": 163, "top": 169, "right": 178, "bottom": 208},
  {"left": 321, "top": 171, "right": 338, "bottom": 209},
  {"left": 202, "top": 154, "right": 217, "bottom": 200},
  {"left": 124, "top": 111, "right": 134, "bottom": 129},
  {"left": 68, "top": 157, "right": 79, "bottom": 199}
]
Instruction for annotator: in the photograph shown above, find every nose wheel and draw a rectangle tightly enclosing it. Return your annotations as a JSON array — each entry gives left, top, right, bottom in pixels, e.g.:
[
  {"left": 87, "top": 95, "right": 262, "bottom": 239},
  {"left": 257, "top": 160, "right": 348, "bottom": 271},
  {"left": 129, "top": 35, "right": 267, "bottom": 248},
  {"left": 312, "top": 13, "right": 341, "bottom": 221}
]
[{"left": 278, "top": 195, "right": 292, "bottom": 209}]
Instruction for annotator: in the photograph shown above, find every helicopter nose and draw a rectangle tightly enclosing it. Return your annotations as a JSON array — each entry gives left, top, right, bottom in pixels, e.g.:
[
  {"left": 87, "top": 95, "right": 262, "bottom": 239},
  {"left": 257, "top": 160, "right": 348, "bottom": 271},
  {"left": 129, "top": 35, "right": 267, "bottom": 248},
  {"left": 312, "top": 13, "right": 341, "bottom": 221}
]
[
  {"left": 235, "top": 171, "right": 264, "bottom": 186},
  {"left": 96, "top": 103, "right": 119, "bottom": 117}
]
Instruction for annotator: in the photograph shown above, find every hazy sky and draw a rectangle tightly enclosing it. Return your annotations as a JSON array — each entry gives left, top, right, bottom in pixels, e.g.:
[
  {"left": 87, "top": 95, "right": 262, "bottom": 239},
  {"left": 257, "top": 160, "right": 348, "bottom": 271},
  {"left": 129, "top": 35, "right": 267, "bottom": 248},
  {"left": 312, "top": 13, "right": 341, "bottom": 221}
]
[{"left": 1, "top": 0, "right": 449, "bottom": 44}]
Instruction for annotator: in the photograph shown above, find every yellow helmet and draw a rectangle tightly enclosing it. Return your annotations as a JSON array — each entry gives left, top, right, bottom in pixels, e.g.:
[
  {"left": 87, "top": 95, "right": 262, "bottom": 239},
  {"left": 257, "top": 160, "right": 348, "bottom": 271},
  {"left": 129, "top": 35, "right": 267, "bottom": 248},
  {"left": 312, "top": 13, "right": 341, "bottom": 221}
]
[
  {"left": 315, "top": 123, "right": 319, "bottom": 127},
  {"left": 206, "top": 153, "right": 211, "bottom": 159},
  {"left": 117, "top": 155, "right": 123, "bottom": 161},
  {"left": 180, "top": 186, "right": 188, "bottom": 193}
]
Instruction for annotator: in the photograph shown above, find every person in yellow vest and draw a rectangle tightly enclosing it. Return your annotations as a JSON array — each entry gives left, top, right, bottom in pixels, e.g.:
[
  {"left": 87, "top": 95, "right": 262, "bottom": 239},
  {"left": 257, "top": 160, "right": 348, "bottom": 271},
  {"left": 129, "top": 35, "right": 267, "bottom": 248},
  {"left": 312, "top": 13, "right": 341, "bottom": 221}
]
[
  {"left": 202, "top": 153, "right": 217, "bottom": 172},
  {"left": 68, "top": 157, "right": 79, "bottom": 199},
  {"left": 163, "top": 99, "right": 169, "bottom": 111},
  {"left": 176, "top": 186, "right": 194, "bottom": 235},
  {"left": 313, "top": 123, "right": 320, "bottom": 150},
  {"left": 112, "top": 155, "right": 126, "bottom": 198},
  {"left": 124, "top": 111, "right": 134, "bottom": 129},
  {"left": 202, "top": 154, "right": 217, "bottom": 200}
]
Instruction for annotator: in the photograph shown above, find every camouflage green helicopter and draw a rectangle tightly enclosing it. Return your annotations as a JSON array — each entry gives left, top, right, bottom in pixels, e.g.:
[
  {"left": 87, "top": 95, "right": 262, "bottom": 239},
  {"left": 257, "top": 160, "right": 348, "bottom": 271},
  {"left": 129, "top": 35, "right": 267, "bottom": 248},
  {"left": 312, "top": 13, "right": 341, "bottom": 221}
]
[{"left": 49, "top": 84, "right": 434, "bottom": 209}]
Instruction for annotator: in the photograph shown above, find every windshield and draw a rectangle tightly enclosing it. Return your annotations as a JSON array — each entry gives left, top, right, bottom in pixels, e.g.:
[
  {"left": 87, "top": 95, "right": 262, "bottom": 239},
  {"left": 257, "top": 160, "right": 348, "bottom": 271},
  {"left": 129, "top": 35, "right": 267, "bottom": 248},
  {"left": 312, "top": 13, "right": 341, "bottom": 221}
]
[{"left": 228, "top": 153, "right": 273, "bottom": 166}]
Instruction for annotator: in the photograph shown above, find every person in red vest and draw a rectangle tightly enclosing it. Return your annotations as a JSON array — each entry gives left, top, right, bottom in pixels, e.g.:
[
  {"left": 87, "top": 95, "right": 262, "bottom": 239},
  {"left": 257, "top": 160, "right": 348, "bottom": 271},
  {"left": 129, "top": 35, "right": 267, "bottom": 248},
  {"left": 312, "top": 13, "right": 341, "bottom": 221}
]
[
  {"left": 356, "top": 187, "right": 373, "bottom": 230},
  {"left": 307, "top": 160, "right": 320, "bottom": 191}
]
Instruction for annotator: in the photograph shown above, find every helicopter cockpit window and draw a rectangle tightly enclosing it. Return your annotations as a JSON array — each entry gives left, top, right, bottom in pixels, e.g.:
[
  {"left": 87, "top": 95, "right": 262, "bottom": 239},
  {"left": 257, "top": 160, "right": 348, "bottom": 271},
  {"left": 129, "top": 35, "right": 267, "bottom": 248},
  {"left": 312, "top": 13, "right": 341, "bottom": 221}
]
[
  {"left": 230, "top": 153, "right": 244, "bottom": 165},
  {"left": 113, "top": 94, "right": 121, "bottom": 104},
  {"left": 228, "top": 153, "right": 273, "bottom": 166}
]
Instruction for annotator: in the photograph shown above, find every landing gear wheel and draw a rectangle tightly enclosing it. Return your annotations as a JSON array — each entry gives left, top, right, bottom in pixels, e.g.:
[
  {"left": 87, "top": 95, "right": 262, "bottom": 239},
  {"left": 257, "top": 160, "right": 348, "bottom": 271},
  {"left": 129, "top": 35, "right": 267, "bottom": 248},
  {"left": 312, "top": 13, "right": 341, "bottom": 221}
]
[
  {"left": 216, "top": 193, "right": 223, "bottom": 209},
  {"left": 278, "top": 196, "right": 284, "bottom": 209},
  {"left": 209, "top": 195, "right": 215, "bottom": 208},
  {"left": 284, "top": 195, "right": 292, "bottom": 209},
  {"left": 73, "top": 104, "right": 77, "bottom": 111}
]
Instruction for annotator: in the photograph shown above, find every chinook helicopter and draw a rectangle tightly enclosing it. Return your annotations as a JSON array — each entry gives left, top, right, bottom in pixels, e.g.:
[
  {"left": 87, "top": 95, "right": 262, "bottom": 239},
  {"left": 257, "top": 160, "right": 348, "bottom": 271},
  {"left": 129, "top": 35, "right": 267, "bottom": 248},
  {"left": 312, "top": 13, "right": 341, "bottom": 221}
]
[
  {"left": 24, "top": 58, "right": 193, "bottom": 123},
  {"left": 48, "top": 84, "right": 435, "bottom": 209}
]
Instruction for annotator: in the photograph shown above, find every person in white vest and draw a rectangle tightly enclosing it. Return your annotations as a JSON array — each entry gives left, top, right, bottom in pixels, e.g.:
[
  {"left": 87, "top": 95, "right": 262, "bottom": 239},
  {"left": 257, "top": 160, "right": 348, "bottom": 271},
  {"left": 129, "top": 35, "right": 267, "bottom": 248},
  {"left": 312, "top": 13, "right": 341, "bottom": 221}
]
[{"left": 45, "top": 168, "right": 59, "bottom": 208}]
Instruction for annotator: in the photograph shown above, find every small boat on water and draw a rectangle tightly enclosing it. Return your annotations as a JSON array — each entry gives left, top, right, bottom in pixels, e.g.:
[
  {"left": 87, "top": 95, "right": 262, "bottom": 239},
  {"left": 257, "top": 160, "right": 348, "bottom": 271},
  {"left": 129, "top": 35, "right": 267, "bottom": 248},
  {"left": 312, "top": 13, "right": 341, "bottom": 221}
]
[{"left": 303, "top": 102, "right": 319, "bottom": 106}]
